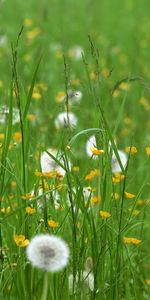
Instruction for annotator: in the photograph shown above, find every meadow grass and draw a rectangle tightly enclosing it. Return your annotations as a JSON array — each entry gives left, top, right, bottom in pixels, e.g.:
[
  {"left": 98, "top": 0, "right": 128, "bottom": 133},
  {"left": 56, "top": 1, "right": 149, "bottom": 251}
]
[{"left": 0, "top": 0, "right": 150, "bottom": 299}]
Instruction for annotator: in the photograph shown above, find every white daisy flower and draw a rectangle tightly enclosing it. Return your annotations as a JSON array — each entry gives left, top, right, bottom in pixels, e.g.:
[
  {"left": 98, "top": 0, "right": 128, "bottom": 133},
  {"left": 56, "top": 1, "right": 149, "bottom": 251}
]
[
  {"left": 40, "top": 148, "right": 66, "bottom": 177},
  {"left": 26, "top": 234, "right": 69, "bottom": 272},
  {"left": 54, "top": 112, "right": 78, "bottom": 129},
  {"left": 111, "top": 150, "right": 127, "bottom": 173}
]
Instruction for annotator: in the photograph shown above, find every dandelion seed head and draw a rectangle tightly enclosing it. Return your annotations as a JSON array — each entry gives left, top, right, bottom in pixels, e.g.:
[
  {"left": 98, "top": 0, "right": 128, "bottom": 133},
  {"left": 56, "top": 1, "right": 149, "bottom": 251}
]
[
  {"left": 54, "top": 112, "right": 78, "bottom": 129},
  {"left": 26, "top": 234, "right": 69, "bottom": 272},
  {"left": 111, "top": 150, "right": 127, "bottom": 173},
  {"left": 40, "top": 148, "right": 66, "bottom": 176}
]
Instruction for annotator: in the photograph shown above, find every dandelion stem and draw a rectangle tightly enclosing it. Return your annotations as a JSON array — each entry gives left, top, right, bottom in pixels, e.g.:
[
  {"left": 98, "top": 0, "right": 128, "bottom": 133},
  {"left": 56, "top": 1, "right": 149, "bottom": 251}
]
[{"left": 41, "top": 273, "right": 49, "bottom": 300}]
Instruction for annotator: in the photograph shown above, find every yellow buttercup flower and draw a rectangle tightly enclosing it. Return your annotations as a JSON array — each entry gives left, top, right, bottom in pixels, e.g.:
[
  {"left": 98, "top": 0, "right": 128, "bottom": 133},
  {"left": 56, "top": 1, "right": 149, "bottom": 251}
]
[
  {"left": 55, "top": 91, "right": 65, "bottom": 103},
  {"left": 32, "top": 91, "right": 42, "bottom": 100},
  {"left": 26, "top": 207, "right": 36, "bottom": 215},
  {"left": 13, "top": 132, "right": 22, "bottom": 143},
  {"left": 99, "top": 211, "right": 111, "bottom": 218},
  {"left": 124, "top": 192, "right": 136, "bottom": 199},
  {"left": 123, "top": 237, "right": 142, "bottom": 245},
  {"left": 21, "top": 193, "right": 34, "bottom": 200},
  {"left": 112, "top": 173, "right": 125, "bottom": 183},
  {"left": 119, "top": 82, "right": 130, "bottom": 91},
  {"left": 14, "top": 235, "right": 29, "bottom": 247},
  {"left": 125, "top": 146, "right": 138, "bottom": 154},
  {"left": 91, "top": 196, "right": 101, "bottom": 204},
  {"left": 145, "top": 147, "right": 150, "bottom": 156},
  {"left": 47, "top": 220, "right": 59, "bottom": 228},
  {"left": 90, "top": 147, "right": 104, "bottom": 155},
  {"left": 85, "top": 169, "right": 100, "bottom": 181}
]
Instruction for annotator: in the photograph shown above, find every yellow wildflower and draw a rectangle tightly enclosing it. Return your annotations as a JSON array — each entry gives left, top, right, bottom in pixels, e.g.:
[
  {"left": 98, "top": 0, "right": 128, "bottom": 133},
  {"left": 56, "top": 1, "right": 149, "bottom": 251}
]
[
  {"left": 26, "top": 28, "right": 41, "bottom": 40},
  {"left": 124, "top": 192, "right": 136, "bottom": 199},
  {"left": 119, "top": 82, "right": 130, "bottom": 91},
  {"left": 91, "top": 196, "right": 101, "bottom": 204},
  {"left": 47, "top": 220, "right": 59, "bottom": 228},
  {"left": 27, "top": 114, "right": 36, "bottom": 121},
  {"left": 24, "top": 18, "right": 33, "bottom": 27},
  {"left": 112, "top": 192, "right": 120, "bottom": 201},
  {"left": 145, "top": 147, "right": 150, "bottom": 156},
  {"left": 90, "top": 71, "right": 96, "bottom": 80},
  {"left": 85, "top": 169, "right": 100, "bottom": 181},
  {"left": 125, "top": 146, "right": 138, "bottom": 154},
  {"left": 1, "top": 207, "right": 11, "bottom": 214},
  {"left": 0, "top": 80, "right": 4, "bottom": 88},
  {"left": 70, "top": 79, "right": 80, "bottom": 86},
  {"left": 101, "top": 68, "right": 109, "bottom": 78},
  {"left": 34, "top": 171, "right": 43, "bottom": 177},
  {"left": 99, "top": 210, "right": 111, "bottom": 218},
  {"left": 36, "top": 83, "right": 48, "bottom": 91},
  {"left": 0, "top": 133, "right": 4, "bottom": 140},
  {"left": 90, "top": 147, "right": 104, "bottom": 155},
  {"left": 26, "top": 207, "right": 36, "bottom": 214},
  {"left": 137, "top": 199, "right": 146, "bottom": 205},
  {"left": 112, "top": 173, "right": 125, "bottom": 183},
  {"left": 146, "top": 279, "right": 150, "bottom": 285},
  {"left": 132, "top": 210, "right": 140, "bottom": 216},
  {"left": 123, "top": 237, "right": 142, "bottom": 245},
  {"left": 72, "top": 166, "right": 80, "bottom": 172},
  {"left": 139, "top": 97, "right": 150, "bottom": 111},
  {"left": 13, "top": 132, "right": 22, "bottom": 143},
  {"left": 112, "top": 89, "right": 120, "bottom": 98},
  {"left": 14, "top": 235, "right": 29, "bottom": 247},
  {"left": 32, "top": 91, "right": 42, "bottom": 100},
  {"left": 55, "top": 91, "right": 65, "bottom": 103},
  {"left": 21, "top": 193, "right": 34, "bottom": 200}
]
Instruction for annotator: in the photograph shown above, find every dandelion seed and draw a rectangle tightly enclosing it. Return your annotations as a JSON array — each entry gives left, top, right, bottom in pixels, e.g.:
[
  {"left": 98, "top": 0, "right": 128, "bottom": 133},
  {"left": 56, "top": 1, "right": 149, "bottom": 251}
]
[
  {"left": 54, "top": 112, "right": 78, "bottom": 129},
  {"left": 26, "top": 234, "right": 69, "bottom": 272}
]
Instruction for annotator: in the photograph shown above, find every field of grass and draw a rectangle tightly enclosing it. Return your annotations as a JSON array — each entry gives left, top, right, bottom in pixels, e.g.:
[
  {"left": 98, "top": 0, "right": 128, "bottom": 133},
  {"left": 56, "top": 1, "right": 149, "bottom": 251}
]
[{"left": 1, "top": 0, "right": 150, "bottom": 299}]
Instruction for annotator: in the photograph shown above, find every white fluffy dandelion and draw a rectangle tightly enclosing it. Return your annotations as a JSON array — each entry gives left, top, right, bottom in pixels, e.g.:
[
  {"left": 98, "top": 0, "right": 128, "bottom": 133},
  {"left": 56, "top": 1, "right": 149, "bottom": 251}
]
[
  {"left": 67, "top": 90, "right": 82, "bottom": 103},
  {"left": 86, "top": 135, "right": 97, "bottom": 159},
  {"left": 69, "top": 271, "right": 94, "bottom": 291},
  {"left": 111, "top": 150, "right": 127, "bottom": 173},
  {"left": 26, "top": 234, "right": 69, "bottom": 272},
  {"left": 0, "top": 105, "right": 20, "bottom": 125},
  {"left": 68, "top": 46, "right": 84, "bottom": 60},
  {"left": 40, "top": 148, "right": 66, "bottom": 176},
  {"left": 54, "top": 112, "right": 78, "bottom": 129}
]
